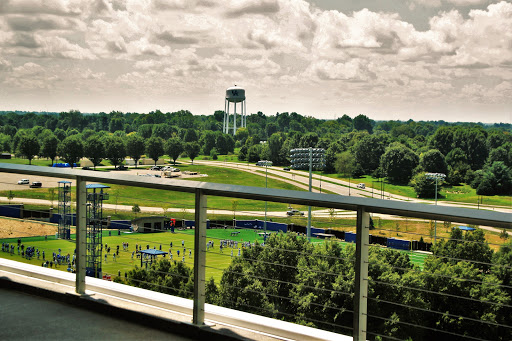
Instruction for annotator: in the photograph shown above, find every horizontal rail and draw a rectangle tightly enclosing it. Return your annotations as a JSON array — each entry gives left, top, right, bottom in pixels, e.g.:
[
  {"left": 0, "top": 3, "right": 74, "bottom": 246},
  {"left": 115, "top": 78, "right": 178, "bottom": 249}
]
[{"left": 0, "top": 163, "right": 510, "bottom": 229}]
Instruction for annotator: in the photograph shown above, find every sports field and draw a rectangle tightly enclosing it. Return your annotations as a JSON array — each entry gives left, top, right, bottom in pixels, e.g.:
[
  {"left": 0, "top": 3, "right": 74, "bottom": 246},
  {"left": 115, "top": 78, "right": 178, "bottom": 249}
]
[{"left": 0, "top": 228, "right": 428, "bottom": 283}]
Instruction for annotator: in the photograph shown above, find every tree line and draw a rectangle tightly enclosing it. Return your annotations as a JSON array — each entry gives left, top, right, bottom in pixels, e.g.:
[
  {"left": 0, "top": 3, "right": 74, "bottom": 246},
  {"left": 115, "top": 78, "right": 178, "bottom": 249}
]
[
  {"left": 0, "top": 110, "right": 510, "bottom": 196},
  {"left": 120, "top": 230, "right": 512, "bottom": 341}
]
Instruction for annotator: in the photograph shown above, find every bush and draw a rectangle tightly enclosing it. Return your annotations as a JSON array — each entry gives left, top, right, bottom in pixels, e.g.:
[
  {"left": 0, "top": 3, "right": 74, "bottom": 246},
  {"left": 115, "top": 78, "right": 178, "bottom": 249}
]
[
  {"left": 210, "top": 147, "right": 218, "bottom": 160},
  {"left": 411, "top": 173, "right": 436, "bottom": 198}
]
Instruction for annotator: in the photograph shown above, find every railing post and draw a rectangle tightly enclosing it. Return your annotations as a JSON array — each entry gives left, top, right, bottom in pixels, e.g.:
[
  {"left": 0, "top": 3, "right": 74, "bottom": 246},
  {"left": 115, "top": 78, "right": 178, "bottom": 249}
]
[
  {"left": 193, "top": 189, "right": 207, "bottom": 325},
  {"left": 354, "top": 207, "right": 369, "bottom": 341},
  {"left": 75, "top": 176, "right": 87, "bottom": 295}
]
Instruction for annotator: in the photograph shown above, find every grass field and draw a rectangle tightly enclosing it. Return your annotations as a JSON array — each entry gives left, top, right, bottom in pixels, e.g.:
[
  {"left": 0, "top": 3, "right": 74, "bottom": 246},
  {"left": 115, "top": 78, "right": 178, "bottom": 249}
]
[
  {"left": 0, "top": 228, "right": 429, "bottom": 283},
  {"left": 321, "top": 173, "right": 511, "bottom": 207},
  {"left": 0, "top": 163, "right": 306, "bottom": 212}
]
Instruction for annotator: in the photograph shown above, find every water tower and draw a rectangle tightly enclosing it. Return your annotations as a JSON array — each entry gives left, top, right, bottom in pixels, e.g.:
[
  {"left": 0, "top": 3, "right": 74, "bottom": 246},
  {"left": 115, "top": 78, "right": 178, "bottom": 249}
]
[{"left": 223, "top": 85, "right": 246, "bottom": 135}]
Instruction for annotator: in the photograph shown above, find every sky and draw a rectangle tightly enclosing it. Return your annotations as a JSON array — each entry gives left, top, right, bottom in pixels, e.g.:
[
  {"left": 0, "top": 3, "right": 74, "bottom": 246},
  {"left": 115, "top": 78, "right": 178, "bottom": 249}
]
[{"left": 0, "top": 0, "right": 511, "bottom": 123}]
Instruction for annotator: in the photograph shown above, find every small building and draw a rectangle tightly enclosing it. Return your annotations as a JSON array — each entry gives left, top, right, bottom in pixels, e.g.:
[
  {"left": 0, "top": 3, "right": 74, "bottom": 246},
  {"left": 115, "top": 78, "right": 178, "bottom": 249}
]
[
  {"left": 0, "top": 153, "right": 11, "bottom": 159},
  {"left": 132, "top": 216, "right": 170, "bottom": 233}
]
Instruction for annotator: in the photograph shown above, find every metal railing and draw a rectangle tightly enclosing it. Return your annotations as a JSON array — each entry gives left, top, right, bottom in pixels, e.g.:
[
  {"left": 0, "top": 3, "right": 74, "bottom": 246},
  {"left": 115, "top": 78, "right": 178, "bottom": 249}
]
[{"left": 0, "top": 163, "right": 510, "bottom": 341}]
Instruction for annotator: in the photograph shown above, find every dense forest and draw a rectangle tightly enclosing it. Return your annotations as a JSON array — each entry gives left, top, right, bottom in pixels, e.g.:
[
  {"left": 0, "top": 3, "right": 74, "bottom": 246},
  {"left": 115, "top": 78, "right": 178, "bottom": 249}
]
[{"left": 0, "top": 110, "right": 510, "bottom": 197}]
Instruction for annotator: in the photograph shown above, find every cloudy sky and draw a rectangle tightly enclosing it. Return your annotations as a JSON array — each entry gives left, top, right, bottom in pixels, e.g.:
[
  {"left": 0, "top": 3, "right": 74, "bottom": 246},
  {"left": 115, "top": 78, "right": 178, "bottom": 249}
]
[{"left": 0, "top": 0, "right": 511, "bottom": 123}]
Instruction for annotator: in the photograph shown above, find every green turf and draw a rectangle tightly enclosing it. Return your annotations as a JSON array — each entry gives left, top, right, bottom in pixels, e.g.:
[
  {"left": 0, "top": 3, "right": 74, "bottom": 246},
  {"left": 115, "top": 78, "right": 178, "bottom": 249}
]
[{"left": 0, "top": 228, "right": 427, "bottom": 283}]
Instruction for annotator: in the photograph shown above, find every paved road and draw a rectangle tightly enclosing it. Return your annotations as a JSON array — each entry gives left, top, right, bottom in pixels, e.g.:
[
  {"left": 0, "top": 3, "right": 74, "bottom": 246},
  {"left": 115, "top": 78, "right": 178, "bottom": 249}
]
[{"left": 191, "top": 160, "right": 512, "bottom": 214}]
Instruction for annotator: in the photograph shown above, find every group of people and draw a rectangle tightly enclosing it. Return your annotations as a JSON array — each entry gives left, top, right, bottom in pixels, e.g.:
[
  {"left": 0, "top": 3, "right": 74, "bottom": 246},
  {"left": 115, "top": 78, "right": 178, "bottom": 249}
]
[{"left": 2, "top": 240, "right": 41, "bottom": 261}]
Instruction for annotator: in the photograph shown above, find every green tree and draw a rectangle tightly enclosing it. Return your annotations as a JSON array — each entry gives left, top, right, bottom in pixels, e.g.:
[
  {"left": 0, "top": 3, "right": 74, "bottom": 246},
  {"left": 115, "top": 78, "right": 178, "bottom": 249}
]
[
  {"left": 125, "top": 259, "right": 194, "bottom": 299},
  {"left": 247, "top": 145, "right": 261, "bottom": 163},
  {"left": 353, "top": 114, "right": 373, "bottom": 133},
  {"left": 132, "top": 204, "right": 140, "bottom": 216},
  {"left": 57, "top": 135, "right": 83, "bottom": 168},
  {"left": 185, "top": 141, "right": 200, "bottom": 164},
  {"left": 452, "top": 127, "right": 488, "bottom": 170},
  {"left": 380, "top": 144, "right": 419, "bottom": 184},
  {"left": 429, "top": 126, "right": 454, "bottom": 156},
  {"left": 152, "top": 123, "right": 174, "bottom": 139},
  {"left": 165, "top": 137, "right": 184, "bottom": 165},
  {"left": 268, "top": 132, "right": 286, "bottom": 165},
  {"left": 41, "top": 134, "right": 59, "bottom": 165},
  {"left": 184, "top": 128, "right": 198, "bottom": 143},
  {"left": 265, "top": 122, "right": 278, "bottom": 138},
  {"left": 18, "top": 134, "right": 40, "bottom": 165},
  {"left": 83, "top": 135, "right": 104, "bottom": 170},
  {"left": 138, "top": 124, "right": 154, "bottom": 139},
  {"left": 420, "top": 149, "right": 447, "bottom": 174},
  {"left": 146, "top": 136, "right": 164, "bottom": 166},
  {"left": 488, "top": 146, "right": 509, "bottom": 167},
  {"left": 298, "top": 132, "right": 319, "bottom": 148},
  {"left": 354, "top": 134, "right": 387, "bottom": 174},
  {"left": 216, "top": 133, "right": 235, "bottom": 155},
  {"left": 476, "top": 161, "right": 512, "bottom": 196},
  {"left": 411, "top": 173, "right": 437, "bottom": 198},
  {"left": 104, "top": 135, "right": 126, "bottom": 169},
  {"left": 126, "top": 134, "right": 145, "bottom": 168},
  {"left": 109, "top": 117, "right": 125, "bottom": 133},
  {"left": 235, "top": 127, "right": 249, "bottom": 144},
  {"left": 200, "top": 130, "right": 217, "bottom": 156},
  {"left": 432, "top": 228, "right": 493, "bottom": 270},
  {"left": 335, "top": 151, "right": 355, "bottom": 177},
  {"left": 238, "top": 144, "right": 248, "bottom": 161}
]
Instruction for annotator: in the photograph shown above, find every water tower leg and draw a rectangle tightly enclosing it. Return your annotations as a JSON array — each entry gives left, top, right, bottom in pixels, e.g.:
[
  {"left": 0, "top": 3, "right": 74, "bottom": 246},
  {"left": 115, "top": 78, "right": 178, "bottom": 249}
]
[
  {"left": 233, "top": 102, "right": 237, "bottom": 135},
  {"left": 223, "top": 100, "right": 227, "bottom": 134},
  {"left": 227, "top": 102, "right": 230, "bottom": 134}
]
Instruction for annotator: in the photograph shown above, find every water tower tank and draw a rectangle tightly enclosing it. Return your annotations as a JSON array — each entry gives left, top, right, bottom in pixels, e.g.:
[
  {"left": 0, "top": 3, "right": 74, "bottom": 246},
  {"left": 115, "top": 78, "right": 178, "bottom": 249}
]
[{"left": 226, "top": 85, "right": 245, "bottom": 103}]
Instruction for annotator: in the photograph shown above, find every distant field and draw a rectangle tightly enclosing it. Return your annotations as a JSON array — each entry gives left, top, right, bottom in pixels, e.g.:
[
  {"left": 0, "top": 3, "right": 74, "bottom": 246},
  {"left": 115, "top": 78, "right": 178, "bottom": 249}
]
[{"left": 0, "top": 228, "right": 428, "bottom": 283}]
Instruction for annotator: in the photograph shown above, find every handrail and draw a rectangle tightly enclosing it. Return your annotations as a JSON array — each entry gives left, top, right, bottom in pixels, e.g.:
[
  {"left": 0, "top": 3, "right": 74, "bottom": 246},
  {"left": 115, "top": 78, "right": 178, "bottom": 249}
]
[{"left": 0, "top": 163, "right": 510, "bottom": 229}]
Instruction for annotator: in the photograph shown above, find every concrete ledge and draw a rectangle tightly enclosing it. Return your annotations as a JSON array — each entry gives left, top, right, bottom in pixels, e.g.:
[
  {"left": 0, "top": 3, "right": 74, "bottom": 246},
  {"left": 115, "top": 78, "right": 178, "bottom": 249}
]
[{"left": 0, "top": 258, "right": 348, "bottom": 341}]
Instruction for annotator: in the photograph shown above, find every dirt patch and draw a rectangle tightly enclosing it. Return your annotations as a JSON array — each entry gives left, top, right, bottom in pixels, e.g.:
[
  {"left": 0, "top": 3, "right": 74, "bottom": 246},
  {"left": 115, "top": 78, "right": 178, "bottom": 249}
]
[{"left": 0, "top": 218, "right": 57, "bottom": 239}]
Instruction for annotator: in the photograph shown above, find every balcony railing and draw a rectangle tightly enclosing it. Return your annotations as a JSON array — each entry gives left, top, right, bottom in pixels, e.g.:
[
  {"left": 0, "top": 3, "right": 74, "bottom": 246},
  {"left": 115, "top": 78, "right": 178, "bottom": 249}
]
[{"left": 0, "top": 163, "right": 510, "bottom": 341}]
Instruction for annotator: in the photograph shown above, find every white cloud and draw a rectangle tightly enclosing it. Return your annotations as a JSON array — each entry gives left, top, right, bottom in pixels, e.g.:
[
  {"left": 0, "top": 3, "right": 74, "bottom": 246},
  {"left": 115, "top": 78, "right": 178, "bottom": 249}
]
[
  {"left": 446, "top": 0, "right": 489, "bottom": 5},
  {"left": 0, "top": 0, "right": 509, "bottom": 121}
]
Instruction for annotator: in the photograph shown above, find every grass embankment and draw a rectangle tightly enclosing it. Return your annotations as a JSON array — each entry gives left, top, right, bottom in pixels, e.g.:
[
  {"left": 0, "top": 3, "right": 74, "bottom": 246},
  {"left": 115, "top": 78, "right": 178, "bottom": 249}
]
[{"left": 320, "top": 173, "right": 511, "bottom": 207}]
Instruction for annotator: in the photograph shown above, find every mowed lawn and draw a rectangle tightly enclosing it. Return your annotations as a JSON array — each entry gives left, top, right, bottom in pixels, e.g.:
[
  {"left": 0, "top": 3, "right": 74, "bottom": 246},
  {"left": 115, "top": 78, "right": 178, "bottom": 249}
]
[
  {"left": 0, "top": 164, "right": 304, "bottom": 212},
  {"left": 0, "top": 229, "right": 427, "bottom": 284}
]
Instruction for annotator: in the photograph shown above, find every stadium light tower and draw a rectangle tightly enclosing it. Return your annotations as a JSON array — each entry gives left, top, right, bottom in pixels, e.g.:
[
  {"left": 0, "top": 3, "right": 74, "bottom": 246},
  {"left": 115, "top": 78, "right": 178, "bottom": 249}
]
[
  {"left": 290, "top": 148, "right": 325, "bottom": 240},
  {"left": 425, "top": 172, "right": 446, "bottom": 244}
]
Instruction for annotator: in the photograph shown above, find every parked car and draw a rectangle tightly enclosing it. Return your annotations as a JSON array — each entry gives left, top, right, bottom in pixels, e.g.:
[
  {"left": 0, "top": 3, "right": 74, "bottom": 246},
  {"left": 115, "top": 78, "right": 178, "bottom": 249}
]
[
  {"left": 283, "top": 167, "right": 290, "bottom": 171},
  {"left": 117, "top": 165, "right": 128, "bottom": 170},
  {"left": 357, "top": 183, "right": 366, "bottom": 189},
  {"left": 286, "top": 209, "right": 304, "bottom": 216},
  {"left": 82, "top": 166, "right": 91, "bottom": 170},
  {"left": 30, "top": 181, "right": 42, "bottom": 188},
  {"left": 18, "top": 179, "right": 29, "bottom": 185},
  {"left": 150, "top": 166, "right": 162, "bottom": 171}
]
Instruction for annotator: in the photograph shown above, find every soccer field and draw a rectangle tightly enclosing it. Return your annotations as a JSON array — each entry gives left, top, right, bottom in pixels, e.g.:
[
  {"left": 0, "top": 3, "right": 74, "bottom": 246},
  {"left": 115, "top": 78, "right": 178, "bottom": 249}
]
[{"left": 0, "top": 229, "right": 427, "bottom": 283}]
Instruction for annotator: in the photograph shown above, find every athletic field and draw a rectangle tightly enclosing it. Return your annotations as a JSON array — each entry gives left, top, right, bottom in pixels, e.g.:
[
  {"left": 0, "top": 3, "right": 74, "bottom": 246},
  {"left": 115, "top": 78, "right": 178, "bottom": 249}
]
[{"left": 0, "top": 229, "right": 427, "bottom": 283}]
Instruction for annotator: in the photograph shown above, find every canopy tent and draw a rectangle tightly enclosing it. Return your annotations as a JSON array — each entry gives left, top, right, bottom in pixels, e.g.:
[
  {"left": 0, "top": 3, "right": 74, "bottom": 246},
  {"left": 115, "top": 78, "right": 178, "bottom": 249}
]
[{"left": 138, "top": 249, "right": 167, "bottom": 267}]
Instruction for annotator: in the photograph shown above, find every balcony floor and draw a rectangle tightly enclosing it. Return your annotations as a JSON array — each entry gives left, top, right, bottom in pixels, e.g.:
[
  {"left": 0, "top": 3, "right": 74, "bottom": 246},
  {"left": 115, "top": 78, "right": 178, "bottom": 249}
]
[{"left": 0, "top": 286, "right": 197, "bottom": 341}]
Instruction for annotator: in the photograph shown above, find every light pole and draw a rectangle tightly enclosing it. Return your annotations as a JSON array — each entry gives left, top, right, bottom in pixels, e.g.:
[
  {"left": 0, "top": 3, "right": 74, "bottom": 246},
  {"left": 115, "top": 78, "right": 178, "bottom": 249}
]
[
  {"left": 290, "top": 148, "right": 325, "bottom": 240},
  {"left": 264, "top": 161, "right": 268, "bottom": 240},
  {"left": 425, "top": 172, "right": 446, "bottom": 244}
]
